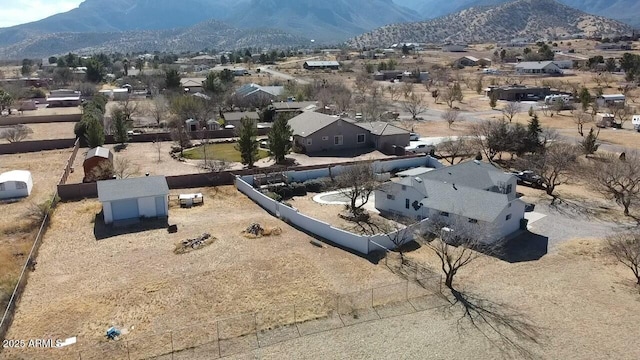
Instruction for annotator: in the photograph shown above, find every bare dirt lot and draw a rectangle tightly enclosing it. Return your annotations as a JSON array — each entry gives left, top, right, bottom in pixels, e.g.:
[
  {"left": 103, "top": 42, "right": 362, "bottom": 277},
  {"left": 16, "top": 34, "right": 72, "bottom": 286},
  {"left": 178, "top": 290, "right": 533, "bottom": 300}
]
[
  {"left": 67, "top": 142, "right": 201, "bottom": 184},
  {"left": 0, "top": 122, "right": 75, "bottom": 144},
  {"left": 2, "top": 186, "right": 399, "bottom": 359}
]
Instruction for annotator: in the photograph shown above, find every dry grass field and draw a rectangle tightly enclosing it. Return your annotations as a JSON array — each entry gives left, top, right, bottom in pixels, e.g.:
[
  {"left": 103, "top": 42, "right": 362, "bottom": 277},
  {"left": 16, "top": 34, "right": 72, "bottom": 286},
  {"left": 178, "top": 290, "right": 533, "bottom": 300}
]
[
  {"left": 0, "top": 122, "right": 75, "bottom": 144},
  {"left": 0, "top": 149, "right": 72, "bottom": 318},
  {"left": 2, "top": 186, "right": 399, "bottom": 359}
]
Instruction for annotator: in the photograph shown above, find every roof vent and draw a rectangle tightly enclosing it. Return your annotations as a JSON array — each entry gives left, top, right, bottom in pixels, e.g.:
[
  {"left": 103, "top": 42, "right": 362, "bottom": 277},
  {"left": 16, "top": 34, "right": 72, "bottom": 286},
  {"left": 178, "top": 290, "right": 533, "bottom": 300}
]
[
  {"left": 414, "top": 177, "right": 422, "bottom": 183},
  {"left": 473, "top": 160, "right": 481, "bottom": 164}
]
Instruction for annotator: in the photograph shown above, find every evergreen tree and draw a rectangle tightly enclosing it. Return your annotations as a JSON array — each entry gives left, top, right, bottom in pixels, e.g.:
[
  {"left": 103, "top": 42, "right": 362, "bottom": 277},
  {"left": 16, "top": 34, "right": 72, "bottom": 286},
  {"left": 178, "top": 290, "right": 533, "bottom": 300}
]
[
  {"left": 579, "top": 87, "right": 592, "bottom": 112},
  {"left": 581, "top": 128, "right": 600, "bottom": 155},
  {"left": 112, "top": 108, "right": 130, "bottom": 146},
  {"left": 85, "top": 58, "right": 105, "bottom": 83},
  {"left": 235, "top": 118, "right": 259, "bottom": 168},
  {"left": 165, "top": 69, "right": 182, "bottom": 90},
  {"left": 268, "top": 115, "right": 293, "bottom": 164},
  {"left": 526, "top": 114, "right": 543, "bottom": 153},
  {"left": 85, "top": 114, "right": 105, "bottom": 148}
]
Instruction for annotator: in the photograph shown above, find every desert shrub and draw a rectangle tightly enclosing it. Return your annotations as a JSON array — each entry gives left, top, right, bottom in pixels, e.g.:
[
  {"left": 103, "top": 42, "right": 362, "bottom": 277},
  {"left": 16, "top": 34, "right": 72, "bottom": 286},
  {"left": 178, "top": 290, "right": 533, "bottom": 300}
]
[
  {"left": 303, "top": 178, "right": 335, "bottom": 192},
  {"left": 265, "top": 191, "right": 282, "bottom": 202},
  {"left": 291, "top": 182, "right": 307, "bottom": 196}
]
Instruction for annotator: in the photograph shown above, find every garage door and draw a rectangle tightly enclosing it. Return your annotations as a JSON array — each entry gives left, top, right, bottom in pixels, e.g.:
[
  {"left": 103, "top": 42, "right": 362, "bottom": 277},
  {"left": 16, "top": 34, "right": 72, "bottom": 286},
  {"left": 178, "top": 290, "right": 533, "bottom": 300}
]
[{"left": 111, "top": 199, "right": 139, "bottom": 221}]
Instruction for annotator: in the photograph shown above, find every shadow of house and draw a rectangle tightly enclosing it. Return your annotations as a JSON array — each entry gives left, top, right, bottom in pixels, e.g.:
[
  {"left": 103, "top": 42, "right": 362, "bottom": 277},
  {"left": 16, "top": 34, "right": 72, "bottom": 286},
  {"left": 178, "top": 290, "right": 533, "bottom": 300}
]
[
  {"left": 93, "top": 212, "right": 169, "bottom": 240},
  {"left": 498, "top": 231, "right": 548, "bottom": 263}
]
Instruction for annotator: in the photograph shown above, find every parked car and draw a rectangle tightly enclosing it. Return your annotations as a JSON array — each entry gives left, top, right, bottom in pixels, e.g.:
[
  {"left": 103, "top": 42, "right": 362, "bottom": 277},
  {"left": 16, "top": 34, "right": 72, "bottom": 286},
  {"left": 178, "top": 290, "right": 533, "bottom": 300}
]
[
  {"left": 405, "top": 143, "right": 435, "bottom": 154},
  {"left": 409, "top": 132, "right": 420, "bottom": 141},
  {"left": 355, "top": 112, "right": 363, "bottom": 121},
  {"left": 512, "top": 170, "right": 544, "bottom": 188}
]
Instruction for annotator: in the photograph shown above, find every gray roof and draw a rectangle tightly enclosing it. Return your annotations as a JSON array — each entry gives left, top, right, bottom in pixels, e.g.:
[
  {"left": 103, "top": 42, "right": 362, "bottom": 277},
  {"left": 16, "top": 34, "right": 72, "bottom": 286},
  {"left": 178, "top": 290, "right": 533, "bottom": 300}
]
[
  {"left": 85, "top": 146, "right": 112, "bottom": 161},
  {"left": 98, "top": 176, "right": 169, "bottom": 202},
  {"left": 288, "top": 112, "right": 351, "bottom": 137},
  {"left": 396, "top": 167, "right": 434, "bottom": 178},
  {"left": 515, "top": 61, "right": 558, "bottom": 70},
  {"left": 354, "top": 122, "right": 409, "bottom": 136},
  {"left": 223, "top": 111, "right": 260, "bottom": 122},
  {"left": 419, "top": 160, "right": 512, "bottom": 191},
  {"left": 271, "top": 101, "right": 318, "bottom": 111},
  {"left": 417, "top": 179, "right": 510, "bottom": 222},
  {"left": 235, "top": 83, "right": 284, "bottom": 98},
  {"left": 305, "top": 61, "right": 340, "bottom": 67}
]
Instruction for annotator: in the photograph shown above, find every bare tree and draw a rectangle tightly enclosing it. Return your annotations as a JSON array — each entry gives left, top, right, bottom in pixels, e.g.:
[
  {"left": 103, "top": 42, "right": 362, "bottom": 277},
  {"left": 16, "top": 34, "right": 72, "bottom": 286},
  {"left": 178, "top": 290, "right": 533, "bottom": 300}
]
[
  {"left": 402, "top": 92, "right": 428, "bottom": 120},
  {"left": 153, "top": 134, "right": 163, "bottom": 163},
  {"left": 436, "top": 137, "right": 473, "bottom": 164},
  {"left": 150, "top": 95, "right": 169, "bottom": 127},
  {"left": 353, "top": 72, "right": 373, "bottom": 101},
  {"left": 520, "top": 143, "right": 580, "bottom": 201},
  {"left": 589, "top": 152, "right": 640, "bottom": 216},
  {"left": 113, "top": 157, "right": 140, "bottom": 179},
  {"left": 573, "top": 111, "right": 594, "bottom": 137},
  {"left": 380, "top": 216, "right": 415, "bottom": 265},
  {"left": 441, "top": 109, "right": 460, "bottom": 128},
  {"left": 608, "top": 104, "right": 634, "bottom": 128},
  {"left": 87, "top": 161, "right": 115, "bottom": 182},
  {"left": 336, "top": 163, "right": 377, "bottom": 217},
  {"left": 421, "top": 216, "right": 498, "bottom": 290},
  {"left": 607, "top": 231, "right": 640, "bottom": 285},
  {"left": 387, "top": 85, "right": 401, "bottom": 102},
  {"left": 401, "top": 82, "right": 414, "bottom": 99},
  {"left": 1, "top": 124, "right": 32, "bottom": 142},
  {"left": 501, "top": 102, "right": 521, "bottom": 123}
]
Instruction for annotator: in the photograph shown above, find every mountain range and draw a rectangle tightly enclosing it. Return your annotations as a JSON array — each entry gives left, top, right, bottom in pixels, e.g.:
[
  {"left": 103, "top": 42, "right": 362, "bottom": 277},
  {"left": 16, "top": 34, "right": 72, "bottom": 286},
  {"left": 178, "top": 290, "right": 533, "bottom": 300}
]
[
  {"left": 349, "top": 0, "right": 633, "bottom": 48},
  {"left": 0, "top": 0, "right": 635, "bottom": 59},
  {"left": 394, "top": 0, "right": 640, "bottom": 28}
]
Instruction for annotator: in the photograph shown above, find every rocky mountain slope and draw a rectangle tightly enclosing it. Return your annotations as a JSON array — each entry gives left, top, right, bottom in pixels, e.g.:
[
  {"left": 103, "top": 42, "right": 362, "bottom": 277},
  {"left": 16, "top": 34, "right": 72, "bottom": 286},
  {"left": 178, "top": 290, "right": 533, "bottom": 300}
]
[
  {"left": 0, "top": 20, "right": 309, "bottom": 59},
  {"left": 350, "top": 0, "right": 633, "bottom": 48},
  {"left": 394, "top": 0, "right": 640, "bottom": 27}
]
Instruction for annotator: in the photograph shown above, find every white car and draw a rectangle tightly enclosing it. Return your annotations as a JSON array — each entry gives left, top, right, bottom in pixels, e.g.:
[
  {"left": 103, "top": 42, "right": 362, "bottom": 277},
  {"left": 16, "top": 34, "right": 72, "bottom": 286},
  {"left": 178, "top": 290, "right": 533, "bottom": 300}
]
[
  {"left": 405, "top": 143, "right": 435, "bottom": 154},
  {"left": 409, "top": 132, "right": 420, "bottom": 141}
]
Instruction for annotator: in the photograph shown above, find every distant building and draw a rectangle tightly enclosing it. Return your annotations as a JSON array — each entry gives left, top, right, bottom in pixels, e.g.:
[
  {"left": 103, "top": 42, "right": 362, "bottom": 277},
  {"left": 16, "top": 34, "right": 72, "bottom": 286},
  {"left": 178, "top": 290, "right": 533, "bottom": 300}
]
[
  {"left": 596, "top": 94, "right": 625, "bottom": 108},
  {"left": 442, "top": 44, "right": 467, "bottom": 52},
  {"left": 234, "top": 83, "right": 284, "bottom": 104},
  {"left": 271, "top": 101, "right": 319, "bottom": 114},
  {"left": 47, "top": 89, "right": 81, "bottom": 107},
  {"left": 180, "top": 78, "right": 206, "bottom": 93},
  {"left": 222, "top": 111, "right": 261, "bottom": 129},
  {"left": 303, "top": 61, "right": 340, "bottom": 70},
  {"left": 486, "top": 85, "right": 552, "bottom": 101},
  {"left": 515, "top": 61, "right": 562, "bottom": 75},
  {"left": 595, "top": 43, "right": 632, "bottom": 51}
]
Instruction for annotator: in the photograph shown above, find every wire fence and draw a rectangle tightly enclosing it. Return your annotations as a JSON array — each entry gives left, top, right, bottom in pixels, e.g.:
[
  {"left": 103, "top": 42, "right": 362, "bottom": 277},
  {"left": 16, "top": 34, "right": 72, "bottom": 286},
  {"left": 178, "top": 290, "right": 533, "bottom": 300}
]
[
  {"left": 0, "top": 139, "right": 79, "bottom": 344},
  {"left": 48, "top": 262, "right": 444, "bottom": 360}
]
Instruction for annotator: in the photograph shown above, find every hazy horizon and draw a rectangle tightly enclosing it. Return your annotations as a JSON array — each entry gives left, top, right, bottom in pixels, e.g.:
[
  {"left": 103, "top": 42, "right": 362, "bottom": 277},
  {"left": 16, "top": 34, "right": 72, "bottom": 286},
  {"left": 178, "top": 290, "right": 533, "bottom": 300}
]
[{"left": 0, "top": 0, "right": 82, "bottom": 28}]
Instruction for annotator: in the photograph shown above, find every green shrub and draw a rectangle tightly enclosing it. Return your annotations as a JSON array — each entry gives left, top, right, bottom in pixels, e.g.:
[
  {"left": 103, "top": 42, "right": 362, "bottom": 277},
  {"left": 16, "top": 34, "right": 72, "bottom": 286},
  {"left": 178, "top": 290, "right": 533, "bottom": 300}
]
[
  {"left": 291, "top": 182, "right": 307, "bottom": 196},
  {"left": 265, "top": 191, "right": 282, "bottom": 202}
]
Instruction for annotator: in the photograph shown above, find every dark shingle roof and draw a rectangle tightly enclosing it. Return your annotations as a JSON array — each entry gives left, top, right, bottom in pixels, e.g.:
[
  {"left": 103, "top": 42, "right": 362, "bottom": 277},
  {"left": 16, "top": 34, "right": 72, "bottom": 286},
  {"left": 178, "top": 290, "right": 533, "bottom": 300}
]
[
  {"left": 97, "top": 176, "right": 169, "bottom": 202},
  {"left": 420, "top": 160, "right": 512, "bottom": 191}
]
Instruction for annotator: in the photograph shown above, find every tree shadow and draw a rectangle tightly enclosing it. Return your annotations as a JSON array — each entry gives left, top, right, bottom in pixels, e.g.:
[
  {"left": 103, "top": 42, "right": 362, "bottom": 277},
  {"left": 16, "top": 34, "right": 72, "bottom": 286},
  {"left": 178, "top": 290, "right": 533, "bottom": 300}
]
[
  {"left": 547, "top": 196, "right": 599, "bottom": 220},
  {"left": 443, "top": 289, "right": 545, "bottom": 360},
  {"left": 113, "top": 143, "right": 128, "bottom": 152}
]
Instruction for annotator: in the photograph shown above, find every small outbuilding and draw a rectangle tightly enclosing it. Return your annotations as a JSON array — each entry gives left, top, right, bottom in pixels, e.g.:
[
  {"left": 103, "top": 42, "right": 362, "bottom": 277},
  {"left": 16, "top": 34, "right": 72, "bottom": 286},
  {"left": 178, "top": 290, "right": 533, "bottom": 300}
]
[
  {"left": 0, "top": 170, "right": 33, "bottom": 200},
  {"left": 97, "top": 176, "right": 170, "bottom": 224},
  {"left": 83, "top": 146, "right": 114, "bottom": 182}
]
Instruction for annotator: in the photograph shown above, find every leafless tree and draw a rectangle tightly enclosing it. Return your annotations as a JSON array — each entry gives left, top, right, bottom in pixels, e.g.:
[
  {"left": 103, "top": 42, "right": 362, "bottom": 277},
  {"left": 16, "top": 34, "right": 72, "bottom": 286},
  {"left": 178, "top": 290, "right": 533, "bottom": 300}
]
[
  {"left": 401, "top": 82, "right": 414, "bottom": 99},
  {"left": 88, "top": 161, "right": 115, "bottom": 182},
  {"left": 470, "top": 120, "right": 501, "bottom": 162},
  {"left": 573, "top": 111, "right": 594, "bottom": 137},
  {"left": 336, "top": 162, "right": 377, "bottom": 217},
  {"left": 501, "top": 102, "right": 521, "bottom": 123},
  {"left": 519, "top": 143, "right": 580, "bottom": 202},
  {"left": 441, "top": 109, "right": 460, "bottom": 128},
  {"left": 421, "top": 215, "right": 499, "bottom": 290},
  {"left": 607, "top": 231, "right": 640, "bottom": 285},
  {"left": 436, "top": 137, "right": 474, "bottom": 164},
  {"left": 153, "top": 134, "right": 163, "bottom": 163},
  {"left": 353, "top": 72, "right": 373, "bottom": 101},
  {"left": 589, "top": 152, "right": 640, "bottom": 216},
  {"left": 150, "top": 95, "right": 169, "bottom": 127},
  {"left": 387, "top": 85, "right": 401, "bottom": 102},
  {"left": 1, "top": 124, "right": 32, "bottom": 142},
  {"left": 379, "top": 216, "right": 415, "bottom": 265},
  {"left": 608, "top": 104, "right": 634, "bottom": 128},
  {"left": 113, "top": 157, "right": 140, "bottom": 179},
  {"left": 402, "top": 92, "right": 428, "bottom": 120}
]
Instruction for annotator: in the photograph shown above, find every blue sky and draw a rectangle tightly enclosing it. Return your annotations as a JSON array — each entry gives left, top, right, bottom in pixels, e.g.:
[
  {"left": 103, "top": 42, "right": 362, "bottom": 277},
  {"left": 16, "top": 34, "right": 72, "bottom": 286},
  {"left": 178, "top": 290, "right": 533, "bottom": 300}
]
[{"left": 0, "top": 0, "right": 82, "bottom": 28}]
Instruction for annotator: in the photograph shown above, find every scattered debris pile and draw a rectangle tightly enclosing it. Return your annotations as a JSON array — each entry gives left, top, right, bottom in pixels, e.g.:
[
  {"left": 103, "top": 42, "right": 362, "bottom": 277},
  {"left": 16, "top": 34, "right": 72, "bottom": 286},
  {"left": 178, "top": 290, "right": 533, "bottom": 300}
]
[
  {"left": 242, "top": 223, "right": 282, "bottom": 238},
  {"left": 174, "top": 233, "right": 216, "bottom": 254}
]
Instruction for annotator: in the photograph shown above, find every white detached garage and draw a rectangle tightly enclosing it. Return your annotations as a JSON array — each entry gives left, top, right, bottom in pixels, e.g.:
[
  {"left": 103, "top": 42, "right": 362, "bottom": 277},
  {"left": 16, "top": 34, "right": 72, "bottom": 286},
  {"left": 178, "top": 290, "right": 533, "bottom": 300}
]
[
  {"left": 97, "top": 176, "right": 170, "bottom": 224},
  {"left": 0, "top": 170, "right": 33, "bottom": 200}
]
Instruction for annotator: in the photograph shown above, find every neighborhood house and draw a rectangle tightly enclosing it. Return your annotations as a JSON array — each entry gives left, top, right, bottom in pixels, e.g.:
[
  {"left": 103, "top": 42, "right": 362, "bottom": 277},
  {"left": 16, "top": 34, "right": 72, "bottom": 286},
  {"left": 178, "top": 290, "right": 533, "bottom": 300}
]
[
  {"left": 234, "top": 83, "right": 284, "bottom": 103},
  {"left": 0, "top": 170, "right": 33, "bottom": 200},
  {"left": 375, "top": 161, "right": 526, "bottom": 243},
  {"left": 97, "top": 176, "right": 170, "bottom": 224},
  {"left": 515, "top": 61, "right": 562, "bottom": 75},
  {"left": 596, "top": 94, "right": 625, "bottom": 108}
]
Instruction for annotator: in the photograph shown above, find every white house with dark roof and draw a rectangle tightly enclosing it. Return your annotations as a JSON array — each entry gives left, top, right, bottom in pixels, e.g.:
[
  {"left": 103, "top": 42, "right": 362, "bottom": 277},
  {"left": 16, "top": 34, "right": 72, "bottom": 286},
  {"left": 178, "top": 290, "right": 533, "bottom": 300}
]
[
  {"left": 515, "top": 61, "right": 562, "bottom": 75},
  {"left": 97, "top": 176, "right": 169, "bottom": 224},
  {"left": 375, "top": 161, "right": 526, "bottom": 243},
  {"left": 303, "top": 61, "right": 340, "bottom": 70}
]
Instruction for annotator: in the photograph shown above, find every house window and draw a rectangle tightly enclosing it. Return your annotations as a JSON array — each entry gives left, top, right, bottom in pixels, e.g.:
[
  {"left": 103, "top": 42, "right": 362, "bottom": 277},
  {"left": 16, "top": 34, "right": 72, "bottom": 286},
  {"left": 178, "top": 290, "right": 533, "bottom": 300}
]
[
  {"left": 16, "top": 182, "right": 26, "bottom": 190},
  {"left": 334, "top": 135, "right": 343, "bottom": 145},
  {"left": 306, "top": 138, "right": 313, "bottom": 146},
  {"left": 506, "top": 214, "right": 512, "bottom": 221},
  {"left": 322, "top": 136, "right": 329, "bottom": 141},
  {"left": 357, "top": 134, "right": 366, "bottom": 143},
  {"left": 440, "top": 212, "right": 449, "bottom": 217},
  {"left": 468, "top": 218, "right": 478, "bottom": 224},
  {"left": 0, "top": 183, "right": 4, "bottom": 191},
  {"left": 506, "top": 184, "right": 512, "bottom": 193},
  {"left": 405, "top": 199, "right": 410, "bottom": 209},
  {"left": 401, "top": 185, "right": 407, "bottom": 191},
  {"left": 386, "top": 194, "right": 395, "bottom": 200}
]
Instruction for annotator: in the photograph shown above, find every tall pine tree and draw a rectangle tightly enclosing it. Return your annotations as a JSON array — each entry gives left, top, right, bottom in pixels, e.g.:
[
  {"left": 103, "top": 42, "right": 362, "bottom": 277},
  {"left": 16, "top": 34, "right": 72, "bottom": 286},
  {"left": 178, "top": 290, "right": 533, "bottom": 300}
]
[
  {"left": 268, "top": 115, "right": 293, "bottom": 164},
  {"left": 235, "top": 118, "right": 258, "bottom": 168}
]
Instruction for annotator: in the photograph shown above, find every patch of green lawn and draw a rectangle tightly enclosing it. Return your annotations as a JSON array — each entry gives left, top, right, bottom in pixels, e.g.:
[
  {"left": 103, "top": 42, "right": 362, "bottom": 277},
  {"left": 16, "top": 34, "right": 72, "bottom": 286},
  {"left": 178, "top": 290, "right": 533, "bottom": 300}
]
[{"left": 182, "top": 142, "right": 269, "bottom": 163}]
